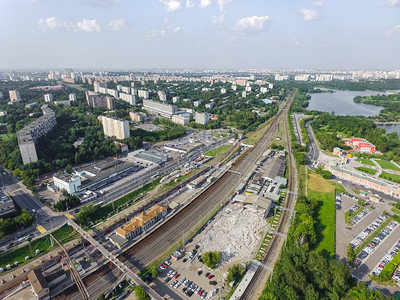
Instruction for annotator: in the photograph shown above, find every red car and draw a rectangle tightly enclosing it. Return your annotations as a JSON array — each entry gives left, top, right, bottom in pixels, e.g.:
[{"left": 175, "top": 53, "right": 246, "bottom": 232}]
[
  {"left": 174, "top": 273, "right": 180, "bottom": 279},
  {"left": 207, "top": 274, "right": 215, "bottom": 279},
  {"left": 198, "top": 290, "right": 203, "bottom": 296}
]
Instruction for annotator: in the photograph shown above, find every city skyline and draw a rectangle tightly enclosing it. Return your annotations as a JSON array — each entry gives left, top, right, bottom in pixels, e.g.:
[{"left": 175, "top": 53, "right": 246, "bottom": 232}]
[{"left": 0, "top": 0, "right": 400, "bottom": 70}]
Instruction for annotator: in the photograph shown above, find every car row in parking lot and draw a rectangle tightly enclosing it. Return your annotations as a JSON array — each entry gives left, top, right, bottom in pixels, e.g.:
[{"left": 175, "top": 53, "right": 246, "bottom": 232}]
[
  {"left": 335, "top": 194, "right": 342, "bottom": 210},
  {"left": 350, "top": 208, "right": 371, "bottom": 226},
  {"left": 347, "top": 204, "right": 361, "bottom": 215},
  {"left": 350, "top": 215, "right": 388, "bottom": 249},
  {"left": 354, "top": 221, "right": 399, "bottom": 267},
  {"left": 371, "top": 239, "right": 400, "bottom": 278}
]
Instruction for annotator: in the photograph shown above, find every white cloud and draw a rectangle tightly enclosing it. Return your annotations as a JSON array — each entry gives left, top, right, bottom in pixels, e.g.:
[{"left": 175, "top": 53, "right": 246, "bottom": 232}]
[
  {"left": 199, "top": 0, "right": 212, "bottom": 8},
  {"left": 211, "top": 13, "right": 225, "bottom": 24},
  {"left": 217, "top": 0, "right": 235, "bottom": 11},
  {"left": 382, "top": 0, "right": 400, "bottom": 7},
  {"left": 291, "top": 38, "right": 300, "bottom": 46},
  {"left": 313, "top": 0, "right": 324, "bottom": 6},
  {"left": 385, "top": 24, "right": 400, "bottom": 35},
  {"left": 37, "top": 17, "right": 101, "bottom": 32},
  {"left": 235, "top": 15, "right": 270, "bottom": 31},
  {"left": 159, "top": 0, "right": 183, "bottom": 12},
  {"left": 299, "top": 8, "right": 320, "bottom": 21},
  {"left": 107, "top": 18, "right": 127, "bottom": 31},
  {"left": 185, "top": 0, "right": 195, "bottom": 8},
  {"left": 145, "top": 19, "right": 181, "bottom": 41},
  {"left": 77, "top": 19, "right": 101, "bottom": 32}
]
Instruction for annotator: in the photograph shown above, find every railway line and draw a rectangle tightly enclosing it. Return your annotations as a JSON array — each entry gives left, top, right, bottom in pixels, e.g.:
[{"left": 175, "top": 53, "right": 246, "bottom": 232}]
[
  {"left": 25, "top": 89, "right": 297, "bottom": 300},
  {"left": 240, "top": 89, "right": 298, "bottom": 299}
]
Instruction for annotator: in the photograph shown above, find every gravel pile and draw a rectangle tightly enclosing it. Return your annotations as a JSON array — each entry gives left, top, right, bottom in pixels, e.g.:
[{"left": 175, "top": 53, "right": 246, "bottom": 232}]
[{"left": 198, "top": 203, "right": 266, "bottom": 263}]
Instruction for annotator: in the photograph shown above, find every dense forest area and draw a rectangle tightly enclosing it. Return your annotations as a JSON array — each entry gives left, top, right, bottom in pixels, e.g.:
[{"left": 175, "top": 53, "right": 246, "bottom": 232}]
[{"left": 354, "top": 93, "right": 400, "bottom": 121}]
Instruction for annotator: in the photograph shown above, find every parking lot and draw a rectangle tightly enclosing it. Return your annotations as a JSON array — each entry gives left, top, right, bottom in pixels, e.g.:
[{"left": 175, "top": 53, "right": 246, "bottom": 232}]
[{"left": 335, "top": 193, "right": 400, "bottom": 292}]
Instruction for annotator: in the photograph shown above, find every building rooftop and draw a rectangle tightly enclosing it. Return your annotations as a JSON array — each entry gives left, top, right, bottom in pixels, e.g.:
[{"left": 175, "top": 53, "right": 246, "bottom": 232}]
[
  {"left": 259, "top": 155, "right": 286, "bottom": 181},
  {"left": 28, "top": 269, "right": 49, "bottom": 297},
  {"left": 129, "top": 149, "right": 167, "bottom": 164}
]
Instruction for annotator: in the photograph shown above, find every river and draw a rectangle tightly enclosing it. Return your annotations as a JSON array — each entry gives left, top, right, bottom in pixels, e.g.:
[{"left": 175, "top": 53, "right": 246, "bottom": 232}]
[{"left": 308, "top": 90, "right": 400, "bottom": 134}]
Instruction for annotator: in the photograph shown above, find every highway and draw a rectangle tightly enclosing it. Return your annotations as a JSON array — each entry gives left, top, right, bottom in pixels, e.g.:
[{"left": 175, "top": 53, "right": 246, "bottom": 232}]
[
  {"left": 56, "top": 89, "right": 297, "bottom": 300},
  {"left": 240, "top": 89, "right": 298, "bottom": 299}
]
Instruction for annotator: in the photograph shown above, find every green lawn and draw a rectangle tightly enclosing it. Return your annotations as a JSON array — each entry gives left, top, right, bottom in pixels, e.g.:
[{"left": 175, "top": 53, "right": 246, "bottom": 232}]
[
  {"left": 379, "top": 171, "right": 400, "bottom": 184},
  {"left": 391, "top": 207, "right": 400, "bottom": 215},
  {"left": 0, "top": 224, "right": 77, "bottom": 271},
  {"left": 308, "top": 172, "right": 336, "bottom": 259},
  {"left": 205, "top": 145, "right": 232, "bottom": 158},
  {"left": 375, "top": 160, "right": 400, "bottom": 171},
  {"left": 355, "top": 166, "right": 377, "bottom": 175},
  {"left": 355, "top": 158, "right": 375, "bottom": 166}
]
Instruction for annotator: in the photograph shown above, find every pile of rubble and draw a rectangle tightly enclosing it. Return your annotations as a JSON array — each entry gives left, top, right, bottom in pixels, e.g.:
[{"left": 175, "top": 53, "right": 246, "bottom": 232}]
[{"left": 198, "top": 203, "right": 266, "bottom": 263}]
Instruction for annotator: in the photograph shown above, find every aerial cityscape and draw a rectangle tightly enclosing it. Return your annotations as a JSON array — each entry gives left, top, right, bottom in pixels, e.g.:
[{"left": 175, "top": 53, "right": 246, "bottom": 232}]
[{"left": 1, "top": 0, "right": 400, "bottom": 300}]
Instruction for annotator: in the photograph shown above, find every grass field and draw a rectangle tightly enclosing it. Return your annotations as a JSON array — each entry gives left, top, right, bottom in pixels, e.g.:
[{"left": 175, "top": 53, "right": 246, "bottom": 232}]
[
  {"left": 355, "top": 166, "right": 377, "bottom": 175},
  {"left": 391, "top": 207, "right": 400, "bottom": 215},
  {"left": 205, "top": 145, "right": 232, "bottom": 158},
  {"left": 379, "top": 171, "right": 400, "bottom": 184},
  {"left": 355, "top": 158, "right": 375, "bottom": 166},
  {"left": 308, "top": 172, "right": 336, "bottom": 259},
  {"left": 375, "top": 160, "right": 400, "bottom": 171},
  {"left": 244, "top": 120, "right": 271, "bottom": 145},
  {"left": 0, "top": 224, "right": 77, "bottom": 271}
]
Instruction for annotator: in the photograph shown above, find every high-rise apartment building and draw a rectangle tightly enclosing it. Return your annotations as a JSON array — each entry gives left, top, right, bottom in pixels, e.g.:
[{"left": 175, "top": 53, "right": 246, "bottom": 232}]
[
  {"left": 143, "top": 99, "right": 177, "bottom": 118},
  {"left": 69, "top": 93, "right": 77, "bottom": 101},
  {"left": 9, "top": 90, "right": 21, "bottom": 102},
  {"left": 85, "top": 91, "right": 115, "bottom": 110},
  {"left": 44, "top": 94, "right": 53, "bottom": 102},
  {"left": 119, "top": 93, "right": 136, "bottom": 105},
  {"left": 195, "top": 112, "right": 209, "bottom": 126},
  {"left": 17, "top": 106, "right": 57, "bottom": 165},
  {"left": 101, "top": 116, "right": 130, "bottom": 140},
  {"left": 172, "top": 114, "right": 190, "bottom": 125},
  {"left": 138, "top": 90, "right": 149, "bottom": 99},
  {"left": 158, "top": 91, "right": 167, "bottom": 101}
]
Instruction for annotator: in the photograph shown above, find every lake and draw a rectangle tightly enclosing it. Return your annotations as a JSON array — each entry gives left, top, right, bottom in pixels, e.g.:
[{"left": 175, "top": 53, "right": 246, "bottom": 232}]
[
  {"left": 307, "top": 90, "right": 383, "bottom": 116},
  {"left": 376, "top": 124, "right": 400, "bottom": 135}
]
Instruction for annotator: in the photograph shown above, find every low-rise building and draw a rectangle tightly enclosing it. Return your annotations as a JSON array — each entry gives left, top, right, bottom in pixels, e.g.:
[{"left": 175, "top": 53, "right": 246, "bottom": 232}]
[
  {"left": 346, "top": 138, "right": 376, "bottom": 153},
  {"left": 53, "top": 172, "right": 82, "bottom": 194},
  {"left": 0, "top": 189, "right": 16, "bottom": 217},
  {"left": 172, "top": 114, "right": 190, "bottom": 125},
  {"left": 195, "top": 112, "right": 209, "bottom": 126},
  {"left": 111, "top": 204, "right": 168, "bottom": 248},
  {"left": 28, "top": 269, "right": 50, "bottom": 300},
  {"left": 69, "top": 93, "right": 77, "bottom": 101},
  {"left": 44, "top": 94, "right": 53, "bottom": 102}
]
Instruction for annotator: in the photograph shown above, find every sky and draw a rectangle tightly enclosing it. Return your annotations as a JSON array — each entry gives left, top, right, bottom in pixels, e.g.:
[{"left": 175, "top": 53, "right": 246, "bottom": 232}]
[{"left": 0, "top": 0, "right": 399, "bottom": 70}]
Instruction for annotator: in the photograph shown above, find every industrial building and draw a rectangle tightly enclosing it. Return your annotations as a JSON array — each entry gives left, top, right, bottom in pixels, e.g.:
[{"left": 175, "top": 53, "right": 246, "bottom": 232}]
[
  {"left": 17, "top": 106, "right": 57, "bottom": 165},
  {"left": 128, "top": 149, "right": 167, "bottom": 165},
  {"left": 143, "top": 99, "right": 177, "bottom": 118}
]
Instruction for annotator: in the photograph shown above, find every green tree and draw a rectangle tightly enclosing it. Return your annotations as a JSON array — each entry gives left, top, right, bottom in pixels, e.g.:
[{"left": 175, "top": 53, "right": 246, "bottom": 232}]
[
  {"left": 321, "top": 170, "right": 332, "bottom": 179},
  {"left": 134, "top": 286, "right": 150, "bottom": 300},
  {"left": 201, "top": 251, "right": 221, "bottom": 269}
]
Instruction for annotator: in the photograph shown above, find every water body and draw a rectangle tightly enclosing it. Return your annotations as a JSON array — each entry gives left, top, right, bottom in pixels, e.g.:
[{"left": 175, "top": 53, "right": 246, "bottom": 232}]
[
  {"left": 308, "top": 90, "right": 383, "bottom": 116},
  {"left": 376, "top": 124, "right": 400, "bottom": 135}
]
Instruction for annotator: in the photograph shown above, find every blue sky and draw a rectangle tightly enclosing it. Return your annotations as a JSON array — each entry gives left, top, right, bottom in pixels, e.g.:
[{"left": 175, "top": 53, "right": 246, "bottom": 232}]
[{"left": 0, "top": 0, "right": 399, "bottom": 70}]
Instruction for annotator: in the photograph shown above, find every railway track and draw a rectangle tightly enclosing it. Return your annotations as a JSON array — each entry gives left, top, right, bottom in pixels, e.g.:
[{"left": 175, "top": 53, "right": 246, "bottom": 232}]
[
  {"left": 240, "top": 89, "right": 298, "bottom": 299},
  {"left": 10, "top": 90, "right": 296, "bottom": 300}
]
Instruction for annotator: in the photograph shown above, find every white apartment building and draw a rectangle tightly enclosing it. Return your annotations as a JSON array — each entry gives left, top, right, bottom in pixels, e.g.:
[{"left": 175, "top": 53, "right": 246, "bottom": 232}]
[
  {"left": 242, "top": 91, "right": 247, "bottom": 98},
  {"left": 9, "top": 90, "right": 21, "bottom": 102},
  {"left": 294, "top": 74, "right": 310, "bottom": 81},
  {"left": 260, "top": 87, "right": 268, "bottom": 93},
  {"left": 195, "top": 112, "right": 209, "bottom": 126},
  {"left": 138, "top": 90, "right": 149, "bottom": 99},
  {"left": 158, "top": 91, "right": 167, "bottom": 101},
  {"left": 130, "top": 112, "right": 147, "bottom": 122},
  {"left": 205, "top": 103, "right": 214, "bottom": 109},
  {"left": 268, "top": 83, "right": 274, "bottom": 89},
  {"left": 193, "top": 100, "right": 202, "bottom": 107},
  {"left": 17, "top": 106, "right": 57, "bottom": 165},
  {"left": 119, "top": 92, "right": 136, "bottom": 105},
  {"left": 232, "top": 84, "right": 237, "bottom": 91},
  {"left": 221, "top": 88, "right": 227, "bottom": 94},
  {"left": 172, "top": 114, "right": 190, "bottom": 125},
  {"left": 69, "top": 93, "right": 77, "bottom": 101},
  {"left": 274, "top": 74, "right": 289, "bottom": 81},
  {"left": 101, "top": 116, "right": 130, "bottom": 140},
  {"left": 0, "top": 111, "right": 7, "bottom": 116},
  {"left": 172, "top": 96, "right": 180, "bottom": 103},
  {"left": 316, "top": 74, "right": 333, "bottom": 81},
  {"left": 143, "top": 99, "right": 177, "bottom": 118},
  {"left": 44, "top": 94, "right": 53, "bottom": 102},
  {"left": 245, "top": 86, "right": 252, "bottom": 92},
  {"left": 53, "top": 172, "right": 82, "bottom": 194}
]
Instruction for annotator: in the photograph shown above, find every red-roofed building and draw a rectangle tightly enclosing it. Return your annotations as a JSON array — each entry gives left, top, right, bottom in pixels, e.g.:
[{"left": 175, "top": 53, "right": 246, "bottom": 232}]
[{"left": 347, "top": 138, "right": 376, "bottom": 153}]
